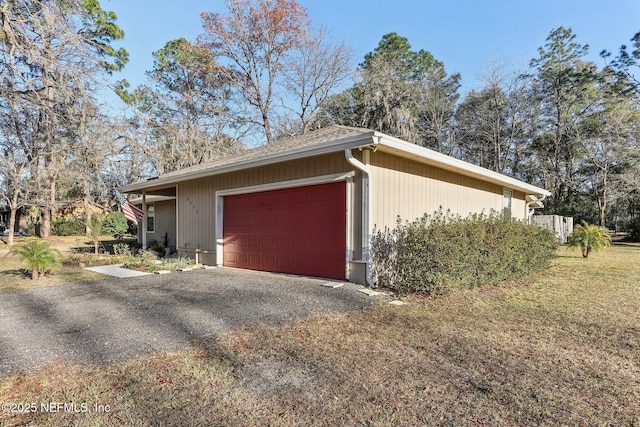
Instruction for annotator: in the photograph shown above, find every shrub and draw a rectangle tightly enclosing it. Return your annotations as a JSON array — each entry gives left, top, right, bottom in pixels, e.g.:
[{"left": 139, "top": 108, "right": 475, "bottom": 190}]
[
  {"left": 52, "top": 217, "right": 86, "bottom": 236},
  {"left": 370, "top": 209, "right": 558, "bottom": 296},
  {"left": 567, "top": 220, "right": 611, "bottom": 258},
  {"left": 626, "top": 216, "right": 640, "bottom": 242},
  {"left": 86, "top": 214, "right": 105, "bottom": 254},
  {"left": 113, "top": 243, "right": 133, "bottom": 257},
  {"left": 148, "top": 239, "right": 164, "bottom": 255},
  {"left": 124, "top": 249, "right": 159, "bottom": 270},
  {"left": 103, "top": 211, "right": 128, "bottom": 239},
  {"left": 9, "top": 240, "right": 61, "bottom": 280}
]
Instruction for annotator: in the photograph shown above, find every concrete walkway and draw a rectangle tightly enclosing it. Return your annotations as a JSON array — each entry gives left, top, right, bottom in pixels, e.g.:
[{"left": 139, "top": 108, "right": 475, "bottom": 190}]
[{"left": 84, "top": 264, "right": 151, "bottom": 278}]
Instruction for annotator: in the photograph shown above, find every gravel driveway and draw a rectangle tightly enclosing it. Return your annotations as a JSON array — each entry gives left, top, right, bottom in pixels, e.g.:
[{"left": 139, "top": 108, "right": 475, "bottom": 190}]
[{"left": 0, "top": 267, "right": 375, "bottom": 378}]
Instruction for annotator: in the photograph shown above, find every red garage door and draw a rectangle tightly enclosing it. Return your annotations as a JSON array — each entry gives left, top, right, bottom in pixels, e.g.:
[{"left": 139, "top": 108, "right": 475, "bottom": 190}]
[{"left": 223, "top": 181, "right": 346, "bottom": 279}]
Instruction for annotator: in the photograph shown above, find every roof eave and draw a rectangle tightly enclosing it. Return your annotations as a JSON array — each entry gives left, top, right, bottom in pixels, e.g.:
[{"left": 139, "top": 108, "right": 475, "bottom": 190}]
[
  {"left": 119, "top": 131, "right": 377, "bottom": 194},
  {"left": 376, "top": 134, "right": 551, "bottom": 197},
  {"left": 120, "top": 128, "right": 550, "bottom": 198}
]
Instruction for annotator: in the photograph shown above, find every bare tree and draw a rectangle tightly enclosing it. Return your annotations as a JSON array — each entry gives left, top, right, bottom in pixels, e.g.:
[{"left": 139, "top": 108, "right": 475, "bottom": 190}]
[
  {"left": 0, "top": 0, "right": 127, "bottom": 237},
  {"left": 198, "top": 0, "right": 311, "bottom": 144},
  {"left": 416, "top": 65, "right": 461, "bottom": 153},
  {"left": 454, "top": 63, "right": 532, "bottom": 176},
  {"left": 279, "top": 27, "right": 353, "bottom": 135},
  {"left": 580, "top": 92, "right": 640, "bottom": 226},
  {"left": 123, "top": 39, "right": 245, "bottom": 175}
]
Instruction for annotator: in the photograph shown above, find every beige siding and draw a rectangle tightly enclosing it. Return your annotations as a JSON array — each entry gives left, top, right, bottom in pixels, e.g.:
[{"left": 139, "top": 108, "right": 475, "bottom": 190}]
[
  {"left": 512, "top": 191, "right": 526, "bottom": 220},
  {"left": 145, "top": 200, "right": 176, "bottom": 250},
  {"left": 177, "top": 152, "right": 354, "bottom": 260},
  {"left": 370, "top": 151, "right": 529, "bottom": 230}
]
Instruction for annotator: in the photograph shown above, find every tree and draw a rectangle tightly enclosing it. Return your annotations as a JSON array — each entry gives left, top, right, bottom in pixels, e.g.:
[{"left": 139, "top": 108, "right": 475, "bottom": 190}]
[
  {"left": 279, "top": 27, "right": 353, "bottom": 135},
  {"left": 358, "top": 33, "right": 442, "bottom": 144},
  {"left": 0, "top": 117, "right": 35, "bottom": 246},
  {"left": 103, "top": 211, "right": 128, "bottom": 239},
  {"left": 125, "top": 38, "right": 243, "bottom": 175},
  {"left": 0, "top": 0, "right": 127, "bottom": 238},
  {"left": 198, "top": 0, "right": 311, "bottom": 144},
  {"left": 528, "top": 27, "right": 601, "bottom": 215},
  {"left": 454, "top": 64, "right": 532, "bottom": 176},
  {"left": 601, "top": 31, "right": 640, "bottom": 96},
  {"left": 455, "top": 86, "right": 508, "bottom": 170},
  {"left": 415, "top": 65, "right": 460, "bottom": 153},
  {"left": 578, "top": 80, "right": 640, "bottom": 227},
  {"left": 316, "top": 33, "right": 459, "bottom": 150}
]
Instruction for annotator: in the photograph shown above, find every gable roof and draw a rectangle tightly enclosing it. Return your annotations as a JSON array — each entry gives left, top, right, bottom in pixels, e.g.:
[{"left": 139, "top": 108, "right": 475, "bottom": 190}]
[{"left": 120, "top": 125, "right": 550, "bottom": 197}]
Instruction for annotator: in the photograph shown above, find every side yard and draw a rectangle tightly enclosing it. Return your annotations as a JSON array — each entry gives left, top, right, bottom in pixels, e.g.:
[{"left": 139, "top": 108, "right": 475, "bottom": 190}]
[
  {"left": 1, "top": 245, "right": 639, "bottom": 426},
  {"left": 0, "top": 236, "right": 132, "bottom": 292}
]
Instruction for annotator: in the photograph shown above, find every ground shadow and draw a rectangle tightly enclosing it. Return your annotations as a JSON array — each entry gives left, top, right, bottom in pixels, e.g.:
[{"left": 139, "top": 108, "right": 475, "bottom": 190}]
[{"left": 0, "top": 269, "right": 30, "bottom": 279}]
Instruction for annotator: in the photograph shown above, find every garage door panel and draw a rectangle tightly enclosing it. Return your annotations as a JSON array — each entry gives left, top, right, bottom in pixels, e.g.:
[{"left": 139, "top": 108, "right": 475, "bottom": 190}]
[
  {"left": 248, "top": 253, "right": 262, "bottom": 267},
  {"left": 223, "top": 182, "right": 346, "bottom": 279},
  {"left": 224, "top": 252, "right": 236, "bottom": 263},
  {"left": 248, "top": 235, "right": 261, "bottom": 247},
  {"left": 276, "top": 235, "right": 292, "bottom": 250},
  {"left": 262, "top": 234, "right": 275, "bottom": 248},
  {"left": 262, "top": 214, "right": 275, "bottom": 226},
  {"left": 276, "top": 255, "right": 292, "bottom": 269}
]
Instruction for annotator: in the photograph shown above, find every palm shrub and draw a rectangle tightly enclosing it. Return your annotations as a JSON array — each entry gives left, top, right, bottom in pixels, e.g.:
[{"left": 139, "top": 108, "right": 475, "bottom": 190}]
[
  {"left": 9, "top": 240, "right": 61, "bottom": 280},
  {"left": 86, "top": 214, "right": 105, "bottom": 255},
  {"left": 567, "top": 220, "right": 612, "bottom": 258}
]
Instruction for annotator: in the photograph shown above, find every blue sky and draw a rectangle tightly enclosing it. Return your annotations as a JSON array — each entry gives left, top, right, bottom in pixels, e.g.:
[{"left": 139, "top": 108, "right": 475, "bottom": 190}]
[{"left": 103, "top": 0, "right": 640, "bottom": 96}]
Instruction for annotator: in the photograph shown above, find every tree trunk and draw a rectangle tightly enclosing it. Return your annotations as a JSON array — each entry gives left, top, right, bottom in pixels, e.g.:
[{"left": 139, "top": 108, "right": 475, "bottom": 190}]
[
  {"left": 83, "top": 196, "right": 92, "bottom": 235},
  {"left": 31, "top": 267, "right": 38, "bottom": 280},
  {"left": 7, "top": 207, "right": 17, "bottom": 247},
  {"left": 41, "top": 207, "right": 50, "bottom": 238},
  {"left": 7, "top": 188, "right": 20, "bottom": 246}
]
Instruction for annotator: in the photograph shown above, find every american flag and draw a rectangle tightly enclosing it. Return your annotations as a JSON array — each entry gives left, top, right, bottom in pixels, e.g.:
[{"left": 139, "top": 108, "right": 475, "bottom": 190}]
[{"left": 122, "top": 200, "right": 145, "bottom": 224}]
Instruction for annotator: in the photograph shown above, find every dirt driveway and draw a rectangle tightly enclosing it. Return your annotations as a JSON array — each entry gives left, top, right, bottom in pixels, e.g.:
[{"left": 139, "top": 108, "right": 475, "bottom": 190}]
[{"left": 0, "top": 267, "right": 375, "bottom": 378}]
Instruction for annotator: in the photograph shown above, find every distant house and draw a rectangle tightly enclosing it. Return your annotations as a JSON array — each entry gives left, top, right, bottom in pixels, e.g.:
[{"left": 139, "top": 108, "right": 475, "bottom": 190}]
[
  {"left": 56, "top": 199, "right": 109, "bottom": 220},
  {"left": 120, "top": 126, "right": 550, "bottom": 283},
  {"left": 0, "top": 199, "right": 109, "bottom": 235},
  {"left": 0, "top": 207, "right": 27, "bottom": 234}
]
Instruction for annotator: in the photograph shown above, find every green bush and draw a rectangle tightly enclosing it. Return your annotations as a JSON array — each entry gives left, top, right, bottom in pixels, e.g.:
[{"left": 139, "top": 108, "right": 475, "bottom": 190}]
[
  {"left": 52, "top": 217, "right": 86, "bottom": 236},
  {"left": 626, "top": 216, "right": 640, "bottom": 242},
  {"left": 103, "top": 211, "right": 128, "bottom": 238},
  {"left": 371, "top": 209, "right": 558, "bottom": 296}
]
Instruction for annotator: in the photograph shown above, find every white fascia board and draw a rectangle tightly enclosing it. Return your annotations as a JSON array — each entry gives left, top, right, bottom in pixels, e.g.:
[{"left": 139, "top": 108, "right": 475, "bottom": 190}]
[
  {"left": 375, "top": 133, "right": 551, "bottom": 197},
  {"left": 129, "top": 195, "right": 176, "bottom": 204},
  {"left": 119, "top": 132, "right": 376, "bottom": 193}
]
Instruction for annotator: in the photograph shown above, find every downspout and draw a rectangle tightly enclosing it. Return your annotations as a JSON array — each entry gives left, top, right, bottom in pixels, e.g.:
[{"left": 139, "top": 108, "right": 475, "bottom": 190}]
[
  {"left": 345, "top": 147, "right": 374, "bottom": 285},
  {"left": 142, "top": 192, "right": 147, "bottom": 250}
]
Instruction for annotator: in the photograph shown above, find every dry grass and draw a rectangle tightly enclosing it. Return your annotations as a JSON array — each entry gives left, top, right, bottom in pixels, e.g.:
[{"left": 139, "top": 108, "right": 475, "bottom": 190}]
[
  {"left": 1, "top": 245, "right": 639, "bottom": 426},
  {"left": 0, "top": 236, "right": 118, "bottom": 292}
]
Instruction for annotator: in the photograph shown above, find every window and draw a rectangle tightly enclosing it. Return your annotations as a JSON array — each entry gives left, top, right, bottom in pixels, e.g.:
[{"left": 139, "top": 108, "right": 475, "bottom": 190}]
[
  {"left": 146, "top": 204, "right": 155, "bottom": 233},
  {"left": 503, "top": 189, "right": 512, "bottom": 218}
]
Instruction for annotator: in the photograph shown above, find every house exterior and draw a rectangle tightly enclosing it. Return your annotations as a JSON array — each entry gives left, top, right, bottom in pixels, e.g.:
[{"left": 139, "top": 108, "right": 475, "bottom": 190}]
[
  {"left": 57, "top": 199, "right": 109, "bottom": 220},
  {"left": 120, "top": 126, "right": 550, "bottom": 283},
  {"left": 0, "top": 199, "right": 108, "bottom": 235},
  {"left": 129, "top": 195, "right": 177, "bottom": 253}
]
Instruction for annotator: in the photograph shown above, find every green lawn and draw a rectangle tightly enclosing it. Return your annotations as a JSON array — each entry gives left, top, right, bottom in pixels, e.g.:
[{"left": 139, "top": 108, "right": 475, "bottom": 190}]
[{"left": 1, "top": 245, "right": 639, "bottom": 426}]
